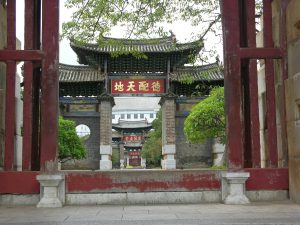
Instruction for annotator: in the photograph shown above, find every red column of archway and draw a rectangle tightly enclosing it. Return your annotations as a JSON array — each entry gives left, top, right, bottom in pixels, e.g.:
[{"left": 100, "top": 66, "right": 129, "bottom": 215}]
[{"left": 40, "top": 0, "right": 59, "bottom": 171}]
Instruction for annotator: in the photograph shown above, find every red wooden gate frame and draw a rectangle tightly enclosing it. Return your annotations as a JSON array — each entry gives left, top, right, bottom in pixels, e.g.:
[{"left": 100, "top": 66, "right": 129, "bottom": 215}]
[
  {"left": 221, "top": 0, "right": 288, "bottom": 170},
  {"left": 0, "top": 0, "right": 290, "bottom": 194},
  {"left": 0, "top": 0, "right": 59, "bottom": 172}
]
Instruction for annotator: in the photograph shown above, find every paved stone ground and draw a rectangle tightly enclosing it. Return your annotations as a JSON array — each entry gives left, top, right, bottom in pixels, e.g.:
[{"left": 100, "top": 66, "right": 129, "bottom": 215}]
[{"left": 0, "top": 201, "right": 300, "bottom": 225}]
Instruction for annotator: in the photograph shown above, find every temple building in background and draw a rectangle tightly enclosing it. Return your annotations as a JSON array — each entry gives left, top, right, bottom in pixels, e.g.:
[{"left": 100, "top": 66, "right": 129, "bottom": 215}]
[{"left": 58, "top": 36, "right": 223, "bottom": 170}]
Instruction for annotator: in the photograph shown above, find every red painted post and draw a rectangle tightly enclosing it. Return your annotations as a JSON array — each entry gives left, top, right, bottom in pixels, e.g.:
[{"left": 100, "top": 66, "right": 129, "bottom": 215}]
[
  {"left": 23, "top": 62, "right": 33, "bottom": 171},
  {"left": 4, "top": 0, "right": 16, "bottom": 171},
  {"left": 263, "top": 0, "right": 278, "bottom": 167},
  {"left": 40, "top": 0, "right": 59, "bottom": 171},
  {"left": 22, "top": 0, "right": 42, "bottom": 171},
  {"left": 23, "top": 0, "right": 35, "bottom": 171},
  {"left": 221, "top": 0, "right": 244, "bottom": 169},
  {"left": 247, "top": 0, "right": 261, "bottom": 168}
]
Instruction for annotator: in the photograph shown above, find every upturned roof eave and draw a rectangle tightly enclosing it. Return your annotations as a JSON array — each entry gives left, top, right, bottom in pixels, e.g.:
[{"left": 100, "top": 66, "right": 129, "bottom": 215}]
[{"left": 70, "top": 39, "right": 203, "bottom": 55}]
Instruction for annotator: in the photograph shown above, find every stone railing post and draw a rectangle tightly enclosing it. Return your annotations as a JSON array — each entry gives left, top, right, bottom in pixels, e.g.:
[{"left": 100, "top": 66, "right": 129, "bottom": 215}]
[
  {"left": 119, "top": 141, "right": 125, "bottom": 169},
  {"left": 36, "top": 174, "right": 65, "bottom": 208},
  {"left": 159, "top": 94, "right": 177, "bottom": 169},
  {"left": 221, "top": 172, "right": 250, "bottom": 205},
  {"left": 98, "top": 94, "right": 115, "bottom": 170}
]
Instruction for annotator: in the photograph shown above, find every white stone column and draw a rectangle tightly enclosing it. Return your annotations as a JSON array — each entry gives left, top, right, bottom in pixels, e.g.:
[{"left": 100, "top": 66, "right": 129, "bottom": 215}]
[
  {"left": 15, "top": 73, "right": 23, "bottom": 171},
  {"left": 36, "top": 174, "right": 65, "bottom": 208},
  {"left": 222, "top": 172, "right": 250, "bottom": 205},
  {"left": 126, "top": 156, "right": 130, "bottom": 167},
  {"left": 100, "top": 145, "right": 112, "bottom": 170},
  {"left": 141, "top": 157, "right": 146, "bottom": 168},
  {"left": 119, "top": 142, "right": 125, "bottom": 169},
  {"left": 212, "top": 139, "right": 225, "bottom": 167}
]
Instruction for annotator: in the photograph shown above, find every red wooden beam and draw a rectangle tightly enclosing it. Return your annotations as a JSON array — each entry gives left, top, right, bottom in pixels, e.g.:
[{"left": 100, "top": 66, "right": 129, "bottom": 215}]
[
  {"left": 0, "top": 50, "right": 44, "bottom": 61},
  {"left": 40, "top": 0, "right": 59, "bottom": 171},
  {"left": 4, "top": 0, "right": 16, "bottom": 171},
  {"left": 239, "top": 48, "right": 283, "bottom": 59},
  {"left": 263, "top": 0, "right": 278, "bottom": 167},
  {"left": 246, "top": 0, "right": 261, "bottom": 168},
  {"left": 221, "top": 0, "right": 244, "bottom": 169}
]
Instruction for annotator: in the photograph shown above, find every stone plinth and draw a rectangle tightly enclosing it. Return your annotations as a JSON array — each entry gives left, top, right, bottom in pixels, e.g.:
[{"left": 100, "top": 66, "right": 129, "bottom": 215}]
[
  {"left": 99, "top": 145, "right": 112, "bottom": 170},
  {"left": 141, "top": 157, "right": 146, "bottom": 168},
  {"left": 212, "top": 139, "right": 225, "bottom": 167},
  {"left": 36, "top": 174, "right": 65, "bottom": 208},
  {"left": 222, "top": 172, "right": 250, "bottom": 205},
  {"left": 161, "top": 144, "right": 176, "bottom": 169},
  {"left": 120, "top": 159, "right": 125, "bottom": 169}
]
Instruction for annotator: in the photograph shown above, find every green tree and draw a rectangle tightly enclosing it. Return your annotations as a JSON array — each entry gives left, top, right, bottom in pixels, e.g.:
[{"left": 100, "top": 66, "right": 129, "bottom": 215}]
[
  {"left": 141, "top": 110, "right": 162, "bottom": 168},
  {"left": 58, "top": 116, "right": 87, "bottom": 163},
  {"left": 184, "top": 86, "right": 225, "bottom": 144}
]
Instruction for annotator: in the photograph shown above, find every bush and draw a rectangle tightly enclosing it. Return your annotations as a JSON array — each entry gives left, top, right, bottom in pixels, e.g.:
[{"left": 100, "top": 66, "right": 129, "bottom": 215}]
[
  {"left": 184, "top": 87, "right": 225, "bottom": 144},
  {"left": 58, "top": 117, "right": 86, "bottom": 163},
  {"left": 141, "top": 110, "right": 162, "bottom": 168}
]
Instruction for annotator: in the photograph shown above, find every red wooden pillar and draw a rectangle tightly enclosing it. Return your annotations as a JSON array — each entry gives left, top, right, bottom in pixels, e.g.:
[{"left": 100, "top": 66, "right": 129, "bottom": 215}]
[
  {"left": 263, "top": 0, "right": 278, "bottom": 167},
  {"left": 246, "top": 0, "right": 261, "bottom": 168},
  {"left": 22, "top": 0, "right": 41, "bottom": 171},
  {"left": 221, "top": 0, "right": 244, "bottom": 169},
  {"left": 23, "top": 0, "right": 36, "bottom": 171},
  {"left": 4, "top": 0, "right": 16, "bottom": 171},
  {"left": 40, "top": 0, "right": 59, "bottom": 171}
]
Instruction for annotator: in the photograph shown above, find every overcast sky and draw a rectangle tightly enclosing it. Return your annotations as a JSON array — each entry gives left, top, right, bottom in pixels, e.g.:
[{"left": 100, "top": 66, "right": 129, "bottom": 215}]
[{"left": 16, "top": 0, "right": 223, "bottom": 66}]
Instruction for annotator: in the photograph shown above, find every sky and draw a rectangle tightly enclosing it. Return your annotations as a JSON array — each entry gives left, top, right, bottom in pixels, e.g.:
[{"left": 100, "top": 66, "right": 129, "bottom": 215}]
[{"left": 16, "top": 0, "right": 223, "bottom": 66}]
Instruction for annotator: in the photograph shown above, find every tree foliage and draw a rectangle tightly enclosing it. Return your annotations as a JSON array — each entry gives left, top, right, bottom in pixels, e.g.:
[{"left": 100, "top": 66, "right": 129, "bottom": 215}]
[
  {"left": 184, "top": 87, "right": 225, "bottom": 144},
  {"left": 141, "top": 110, "right": 162, "bottom": 168},
  {"left": 62, "top": 0, "right": 221, "bottom": 63},
  {"left": 58, "top": 116, "right": 87, "bottom": 163}
]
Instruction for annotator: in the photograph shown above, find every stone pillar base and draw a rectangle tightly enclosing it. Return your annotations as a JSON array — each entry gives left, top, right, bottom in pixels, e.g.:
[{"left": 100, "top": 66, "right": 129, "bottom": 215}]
[
  {"left": 141, "top": 157, "right": 146, "bottom": 168},
  {"left": 161, "top": 159, "right": 176, "bottom": 169},
  {"left": 36, "top": 174, "right": 65, "bottom": 208},
  {"left": 222, "top": 172, "right": 250, "bottom": 205},
  {"left": 100, "top": 145, "right": 112, "bottom": 170},
  {"left": 120, "top": 159, "right": 125, "bottom": 169},
  {"left": 100, "top": 160, "right": 112, "bottom": 170},
  {"left": 162, "top": 145, "right": 176, "bottom": 169}
]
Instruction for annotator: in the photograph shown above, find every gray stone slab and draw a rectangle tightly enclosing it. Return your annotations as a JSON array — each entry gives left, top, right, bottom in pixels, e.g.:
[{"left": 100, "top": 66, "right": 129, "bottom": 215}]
[{"left": 122, "top": 213, "right": 178, "bottom": 220}]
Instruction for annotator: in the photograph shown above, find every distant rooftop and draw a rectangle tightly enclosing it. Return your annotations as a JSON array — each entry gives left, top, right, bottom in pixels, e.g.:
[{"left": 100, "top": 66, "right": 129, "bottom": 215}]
[
  {"left": 113, "top": 97, "right": 160, "bottom": 112},
  {"left": 112, "top": 119, "right": 152, "bottom": 131}
]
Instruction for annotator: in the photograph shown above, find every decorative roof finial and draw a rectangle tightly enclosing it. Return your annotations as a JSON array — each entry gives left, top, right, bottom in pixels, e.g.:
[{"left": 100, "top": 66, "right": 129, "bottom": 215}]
[{"left": 169, "top": 30, "right": 176, "bottom": 42}]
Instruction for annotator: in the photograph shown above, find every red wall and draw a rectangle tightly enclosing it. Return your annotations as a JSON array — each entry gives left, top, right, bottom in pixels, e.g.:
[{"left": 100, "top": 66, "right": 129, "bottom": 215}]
[{"left": 0, "top": 168, "right": 288, "bottom": 194}]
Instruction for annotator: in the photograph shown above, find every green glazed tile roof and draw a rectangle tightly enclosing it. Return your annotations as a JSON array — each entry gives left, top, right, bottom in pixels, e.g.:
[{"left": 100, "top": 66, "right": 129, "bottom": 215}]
[
  {"left": 58, "top": 63, "right": 223, "bottom": 83},
  {"left": 171, "top": 63, "right": 224, "bottom": 81},
  {"left": 70, "top": 36, "right": 203, "bottom": 53},
  {"left": 59, "top": 63, "right": 105, "bottom": 82}
]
